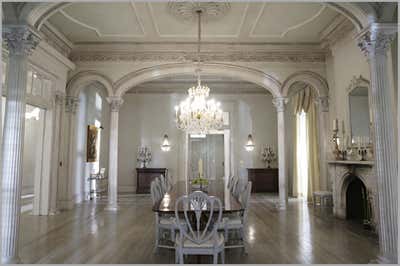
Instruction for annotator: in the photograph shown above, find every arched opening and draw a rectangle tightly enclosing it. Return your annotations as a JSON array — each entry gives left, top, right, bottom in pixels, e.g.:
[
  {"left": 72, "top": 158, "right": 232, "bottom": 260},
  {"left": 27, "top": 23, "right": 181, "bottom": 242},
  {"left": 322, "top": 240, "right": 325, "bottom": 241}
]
[
  {"left": 72, "top": 81, "right": 110, "bottom": 202},
  {"left": 345, "top": 175, "right": 367, "bottom": 222}
]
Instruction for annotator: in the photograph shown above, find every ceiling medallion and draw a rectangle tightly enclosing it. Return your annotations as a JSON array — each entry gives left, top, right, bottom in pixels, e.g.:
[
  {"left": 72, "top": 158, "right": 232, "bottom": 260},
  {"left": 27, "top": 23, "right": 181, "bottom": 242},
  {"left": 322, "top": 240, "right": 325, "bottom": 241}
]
[{"left": 167, "top": 2, "right": 231, "bottom": 22}]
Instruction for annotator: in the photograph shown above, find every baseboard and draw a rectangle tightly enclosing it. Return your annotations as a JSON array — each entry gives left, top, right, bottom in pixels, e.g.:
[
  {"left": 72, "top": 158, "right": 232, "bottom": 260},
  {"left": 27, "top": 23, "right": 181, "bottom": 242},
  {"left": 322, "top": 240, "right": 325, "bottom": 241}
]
[{"left": 118, "top": 185, "right": 136, "bottom": 193}]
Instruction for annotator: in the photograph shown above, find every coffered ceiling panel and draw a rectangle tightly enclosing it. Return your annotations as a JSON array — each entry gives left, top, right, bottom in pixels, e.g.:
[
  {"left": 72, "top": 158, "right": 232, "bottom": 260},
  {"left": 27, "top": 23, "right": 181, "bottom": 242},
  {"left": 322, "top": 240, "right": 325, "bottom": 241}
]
[{"left": 46, "top": 1, "right": 345, "bottom": 44}]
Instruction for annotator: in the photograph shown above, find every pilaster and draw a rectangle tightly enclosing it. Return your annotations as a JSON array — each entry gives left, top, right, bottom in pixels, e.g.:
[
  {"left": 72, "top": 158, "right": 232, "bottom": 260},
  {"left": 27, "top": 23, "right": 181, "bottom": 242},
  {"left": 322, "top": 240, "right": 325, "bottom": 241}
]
[{"left": 272, "top": 97, "right": 289, "bottom": 210}]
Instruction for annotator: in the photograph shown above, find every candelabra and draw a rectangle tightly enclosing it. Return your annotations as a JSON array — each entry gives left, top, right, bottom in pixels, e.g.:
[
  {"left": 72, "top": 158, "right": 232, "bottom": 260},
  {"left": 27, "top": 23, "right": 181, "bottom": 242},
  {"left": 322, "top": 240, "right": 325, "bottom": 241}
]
[
  {"left": 137, "top": 146, "right": 152, "bottom": 168},
  {"left": 261, "top": 145, "right": 276, "bottom": 168},
  {"left": 332, "top": 129, "right": 348, "bottom": 160}
]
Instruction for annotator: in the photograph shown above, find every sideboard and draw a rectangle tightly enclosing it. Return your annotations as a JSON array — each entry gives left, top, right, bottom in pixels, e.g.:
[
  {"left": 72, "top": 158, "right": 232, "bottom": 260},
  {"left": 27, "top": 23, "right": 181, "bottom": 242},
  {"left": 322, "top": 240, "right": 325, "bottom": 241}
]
[
  {"left": 247, "top": 168, "right": 279, "bottom": 193},
  {"left": 136, "top": 168, "right": 167, "bottom": 194}
]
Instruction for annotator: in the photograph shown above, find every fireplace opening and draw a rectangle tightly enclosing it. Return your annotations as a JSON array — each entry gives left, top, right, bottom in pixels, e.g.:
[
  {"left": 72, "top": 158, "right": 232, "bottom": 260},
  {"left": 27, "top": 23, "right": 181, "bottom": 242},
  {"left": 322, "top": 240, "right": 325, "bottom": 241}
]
[{"left": 346, "top": 176, "right": 369, "bottom": 224}]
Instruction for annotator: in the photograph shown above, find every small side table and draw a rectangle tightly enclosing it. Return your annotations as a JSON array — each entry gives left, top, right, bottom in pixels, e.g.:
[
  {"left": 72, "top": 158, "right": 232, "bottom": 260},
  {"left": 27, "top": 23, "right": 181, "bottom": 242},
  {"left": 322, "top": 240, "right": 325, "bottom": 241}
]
[{"left": 313, "top": 191, "right": 333, "bottom": 207}]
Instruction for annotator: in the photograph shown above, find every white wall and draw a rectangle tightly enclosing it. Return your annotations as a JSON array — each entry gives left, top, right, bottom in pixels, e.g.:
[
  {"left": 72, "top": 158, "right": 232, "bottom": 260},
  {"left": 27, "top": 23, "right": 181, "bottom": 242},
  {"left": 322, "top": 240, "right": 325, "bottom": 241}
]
[
  {"left": 326, "top": 31, "right": 371, "bottom": 141},
  {"left": 118, "top": 93, "right": 278, "bottom": 193}
]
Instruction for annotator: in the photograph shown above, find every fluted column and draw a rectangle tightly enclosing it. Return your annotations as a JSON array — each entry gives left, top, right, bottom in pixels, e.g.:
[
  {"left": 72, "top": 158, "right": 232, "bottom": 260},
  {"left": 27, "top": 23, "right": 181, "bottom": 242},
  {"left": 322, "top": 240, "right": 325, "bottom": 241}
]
[
  {"left": 273, "top": 97, "right": 289, "bottom": 210},
  {"left": 57, "top": 96, "right": 79, "bottom": 210},
  {"left": 105, "top": 97, "right": 123, "bottom": 211},
  {"left": 1, "top": 25, "right": 40, "bottom": 264},
  {"left": 357, "top": 23, "right": 398, "bottom": 264},
  {"left": 49, "top": 92, "right": 65, "bottom": 215},
  {"left": 316, "top": 96, "right": 330, "bottom": 191}
]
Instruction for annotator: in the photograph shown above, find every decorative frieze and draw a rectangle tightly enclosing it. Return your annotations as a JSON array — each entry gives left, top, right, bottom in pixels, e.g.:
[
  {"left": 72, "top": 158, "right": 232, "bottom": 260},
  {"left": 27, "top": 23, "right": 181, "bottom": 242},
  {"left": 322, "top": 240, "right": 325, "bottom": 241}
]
[
  {"left": 69, "top": 51, "right": 326, "bottom": 63},
  {"left": 2, "top": 25, "right": 41, "bottom": 56}
]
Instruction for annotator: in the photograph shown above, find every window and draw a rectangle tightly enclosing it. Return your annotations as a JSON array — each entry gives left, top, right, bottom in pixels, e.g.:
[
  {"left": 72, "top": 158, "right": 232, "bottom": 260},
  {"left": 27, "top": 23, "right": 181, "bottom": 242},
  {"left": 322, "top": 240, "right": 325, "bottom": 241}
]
[{"left": 296, "top": 110, "right": 308, "bottom": 199}]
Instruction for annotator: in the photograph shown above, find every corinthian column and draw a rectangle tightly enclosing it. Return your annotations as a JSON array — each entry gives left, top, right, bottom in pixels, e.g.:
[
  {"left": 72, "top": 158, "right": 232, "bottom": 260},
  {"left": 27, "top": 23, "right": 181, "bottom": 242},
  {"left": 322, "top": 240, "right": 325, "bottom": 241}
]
[
  {"left": 273, "top": 97, "right": 289, "bottom": 210},
  {"left": 357, "top": 23, "right": 398, "bottom": 264},
  {"left": 105, "top": 97, "right": 123, "bottom": 211},
  {"left": 1, "top": 25, "right": 40, "bottom": 264}
]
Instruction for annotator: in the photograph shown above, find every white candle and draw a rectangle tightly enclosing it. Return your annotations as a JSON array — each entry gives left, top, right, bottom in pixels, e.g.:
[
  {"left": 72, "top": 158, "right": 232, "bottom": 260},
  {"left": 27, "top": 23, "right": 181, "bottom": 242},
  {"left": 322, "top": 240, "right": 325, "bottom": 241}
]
[
  {"left": 333, "top": 119, "right": 338, "bottom": 131},
  {"left": 198, "top": 159, "right": 203, "bottom": 178}
]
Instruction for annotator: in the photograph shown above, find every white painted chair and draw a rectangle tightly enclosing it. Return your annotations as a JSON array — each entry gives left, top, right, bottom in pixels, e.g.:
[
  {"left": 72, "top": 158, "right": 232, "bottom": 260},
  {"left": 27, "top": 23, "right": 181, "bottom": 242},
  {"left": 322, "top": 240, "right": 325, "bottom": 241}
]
[
  {"left": 220, "top": 181, "right": 252, "bottom": 253},
  {"left": 229, "top": 176, "right": 239, "bottom": 195},
  {"left": 227, "top": 175, "right": 234, "bottom": 190},
  {"left": 151, "top": 180, "right": 178, "bottom": 251},
  {"left": 174, "top": 191, "right": 225, "bottom": 264}
]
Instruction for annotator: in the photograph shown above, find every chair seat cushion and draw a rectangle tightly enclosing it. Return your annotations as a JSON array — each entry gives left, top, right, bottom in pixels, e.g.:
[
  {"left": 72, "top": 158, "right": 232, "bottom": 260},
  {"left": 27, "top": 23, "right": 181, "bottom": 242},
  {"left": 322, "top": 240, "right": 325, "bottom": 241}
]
[
  {"left": 176, "top": 232, "right": 224, "bottom": 248},
  {"left": 223, "top": 217, "right": 242, "bottom": 225}
]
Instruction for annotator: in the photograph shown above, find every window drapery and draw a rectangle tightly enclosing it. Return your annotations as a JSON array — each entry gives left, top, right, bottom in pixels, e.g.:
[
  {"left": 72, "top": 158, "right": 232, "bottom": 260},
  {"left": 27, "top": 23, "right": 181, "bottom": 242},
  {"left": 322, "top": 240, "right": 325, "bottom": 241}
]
[{"left": 292, "top": 86, "right": 320, "bottom": 202}]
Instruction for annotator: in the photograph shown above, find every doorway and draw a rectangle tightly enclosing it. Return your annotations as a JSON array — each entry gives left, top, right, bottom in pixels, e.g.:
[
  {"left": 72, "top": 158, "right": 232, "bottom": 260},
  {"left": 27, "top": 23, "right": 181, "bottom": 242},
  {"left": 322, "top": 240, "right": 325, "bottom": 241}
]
[{"left": 188, "top": 133, "right": 224, "bottom": 181}]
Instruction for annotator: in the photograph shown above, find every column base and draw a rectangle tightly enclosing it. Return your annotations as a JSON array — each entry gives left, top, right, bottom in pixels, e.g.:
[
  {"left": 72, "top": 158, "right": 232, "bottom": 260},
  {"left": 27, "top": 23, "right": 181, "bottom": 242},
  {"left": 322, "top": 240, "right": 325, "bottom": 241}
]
[
  {"left": 373, "top": 252, "right": 398, "bottom": 264},
  {"left": 49, "top": 209, "right": 60, "bottom": 216},
  {"left": 1, "top": 255, "right": 22, "bottom": 264},
  {"left": 104, "top": 204, "right": 119, "bottom": 211},
  {"left": 275, "top": 201, "right": 287, "bottom": 210}
]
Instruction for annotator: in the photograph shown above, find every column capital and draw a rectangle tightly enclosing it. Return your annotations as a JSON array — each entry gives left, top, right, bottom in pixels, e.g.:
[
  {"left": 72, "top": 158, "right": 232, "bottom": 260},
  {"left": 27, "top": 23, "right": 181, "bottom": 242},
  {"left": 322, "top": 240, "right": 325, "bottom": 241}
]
[
  {"left": 2, "top": 25, "right": 41, "bottom": 56},
  {"left": 356, "top": 23, "right": 397, "bottom": 57},
  {"left": 65, "top": 96, "right": 79, "bottom": 114},
  {"left": 107, "top": 96, "right": 124, "bottom": 112},
  {"left": 272, "top": 97, "right": 288, "bottom": 112},
  {"left": 315, "top": 96, "right": 329, "bottom": 112},
  {"left": 54, "top": 91, "right": 66, "bottom": 106}
]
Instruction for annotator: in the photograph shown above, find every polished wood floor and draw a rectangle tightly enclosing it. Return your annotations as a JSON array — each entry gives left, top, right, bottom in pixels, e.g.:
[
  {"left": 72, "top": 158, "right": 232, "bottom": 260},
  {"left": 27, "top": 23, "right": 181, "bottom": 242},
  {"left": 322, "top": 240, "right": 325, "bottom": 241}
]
[{"left": 19, "top": 194, "right": 378, "bottom": 264}]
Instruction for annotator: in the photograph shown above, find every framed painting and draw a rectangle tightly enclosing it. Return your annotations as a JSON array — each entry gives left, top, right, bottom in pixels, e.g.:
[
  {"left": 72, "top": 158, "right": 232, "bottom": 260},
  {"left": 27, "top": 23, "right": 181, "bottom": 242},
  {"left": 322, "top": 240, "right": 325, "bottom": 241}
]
[{"left": 87, "top": 125, "right": 99, "bottom": 162}]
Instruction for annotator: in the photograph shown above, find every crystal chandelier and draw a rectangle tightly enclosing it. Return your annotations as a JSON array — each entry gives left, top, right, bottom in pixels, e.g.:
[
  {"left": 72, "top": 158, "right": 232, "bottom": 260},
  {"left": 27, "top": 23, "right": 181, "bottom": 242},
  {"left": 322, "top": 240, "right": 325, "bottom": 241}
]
[{"left": 174, "top": 10, "right": 224, "bottom": 134}]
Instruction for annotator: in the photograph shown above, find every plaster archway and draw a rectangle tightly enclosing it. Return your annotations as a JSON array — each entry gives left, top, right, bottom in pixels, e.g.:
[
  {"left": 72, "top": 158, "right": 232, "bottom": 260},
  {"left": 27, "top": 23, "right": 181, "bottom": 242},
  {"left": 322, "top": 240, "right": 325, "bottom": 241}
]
[
  {"left": 114, "top": 63, "right": 282, "bottom": 98},
  {"left": 281, "top": 71, "right": 329, "bottom": 98},
  {"left": 66, "top": 71, "right": 114, "bottom": 98}
]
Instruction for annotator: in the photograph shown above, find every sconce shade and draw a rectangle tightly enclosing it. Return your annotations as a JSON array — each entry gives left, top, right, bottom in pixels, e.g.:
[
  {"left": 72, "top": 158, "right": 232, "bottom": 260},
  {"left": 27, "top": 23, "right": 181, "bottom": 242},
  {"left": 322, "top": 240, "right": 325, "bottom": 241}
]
[
  {"left": 245, "top": 134, "right": 255, "bottom": 152},
  {"left": 161, "top": 134, "right": 171, "bottom": 152}
]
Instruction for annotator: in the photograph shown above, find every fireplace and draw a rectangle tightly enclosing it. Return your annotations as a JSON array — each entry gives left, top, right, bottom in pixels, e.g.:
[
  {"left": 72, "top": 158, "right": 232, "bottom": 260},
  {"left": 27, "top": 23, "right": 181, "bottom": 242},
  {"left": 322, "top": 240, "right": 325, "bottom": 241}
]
[{"left": 328, "top": 161, "right": 378, "bottom": 231}]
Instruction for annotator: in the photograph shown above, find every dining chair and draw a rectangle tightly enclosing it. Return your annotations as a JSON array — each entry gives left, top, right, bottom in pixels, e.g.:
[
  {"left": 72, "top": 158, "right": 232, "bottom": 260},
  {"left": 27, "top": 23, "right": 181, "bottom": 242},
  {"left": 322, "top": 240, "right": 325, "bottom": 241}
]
[
  {"left": 229, "top": 176, "right": 238, "bottom": 195},
  {"left": 174, "top": 191, "right": 225, "bottom": 264},
  {"left": 227, "top": 175, "right": 234, "bottom": 190},
  {"left": 151, "top": 180, "right": 178, "bottom": 252},
  {"left": 220, "top": 181, "right": 252, "bottom": 253}
]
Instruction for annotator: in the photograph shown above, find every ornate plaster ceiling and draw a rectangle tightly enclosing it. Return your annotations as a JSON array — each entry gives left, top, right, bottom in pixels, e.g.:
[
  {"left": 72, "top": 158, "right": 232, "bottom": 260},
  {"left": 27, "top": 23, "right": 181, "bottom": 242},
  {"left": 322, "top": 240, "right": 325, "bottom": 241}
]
[{"left": 47, "top": 2, "right": 342, "bottom": 44}]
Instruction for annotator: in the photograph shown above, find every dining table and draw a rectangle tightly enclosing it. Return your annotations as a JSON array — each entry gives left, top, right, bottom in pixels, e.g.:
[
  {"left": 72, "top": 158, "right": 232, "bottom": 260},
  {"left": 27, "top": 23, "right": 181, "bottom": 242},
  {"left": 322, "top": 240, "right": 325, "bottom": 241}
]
[{"left": 152, "top": 180, "right": 244, "bottom": 214}]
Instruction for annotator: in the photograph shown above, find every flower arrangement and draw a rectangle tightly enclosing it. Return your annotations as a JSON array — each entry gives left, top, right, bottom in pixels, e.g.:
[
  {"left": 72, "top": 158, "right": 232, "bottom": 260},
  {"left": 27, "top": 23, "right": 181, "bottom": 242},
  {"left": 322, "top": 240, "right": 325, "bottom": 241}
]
[
  {"left": 137, "top": 146, "right": 152, "bottom": 168},
  {"left": 261, "top": 145, "right": 277, "bottom": 168}
]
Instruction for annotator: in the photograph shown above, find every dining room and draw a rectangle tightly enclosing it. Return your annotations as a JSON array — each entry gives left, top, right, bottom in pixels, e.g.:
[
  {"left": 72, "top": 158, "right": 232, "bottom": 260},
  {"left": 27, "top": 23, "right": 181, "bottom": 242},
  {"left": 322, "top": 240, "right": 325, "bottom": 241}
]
[{"left": 1, "top": 1, "right": 397, "bottom": 265}]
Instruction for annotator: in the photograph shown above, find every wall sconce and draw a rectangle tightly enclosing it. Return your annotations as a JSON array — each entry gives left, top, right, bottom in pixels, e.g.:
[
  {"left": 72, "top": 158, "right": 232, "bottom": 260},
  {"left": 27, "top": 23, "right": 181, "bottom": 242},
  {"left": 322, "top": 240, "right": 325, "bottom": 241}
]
[
  {"left": 161, "top": 134, "right": 171, "bottom": 152},
  {"left": 244, "top": 134, "right": 255, "bottom": 152}
]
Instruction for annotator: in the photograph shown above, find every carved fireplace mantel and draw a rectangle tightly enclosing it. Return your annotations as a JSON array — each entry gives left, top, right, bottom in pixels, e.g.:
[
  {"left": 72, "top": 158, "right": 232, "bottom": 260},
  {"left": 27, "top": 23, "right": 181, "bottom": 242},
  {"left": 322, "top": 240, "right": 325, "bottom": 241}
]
[{"left": 327, "top": 160, "right": 378, "bottom": 231}]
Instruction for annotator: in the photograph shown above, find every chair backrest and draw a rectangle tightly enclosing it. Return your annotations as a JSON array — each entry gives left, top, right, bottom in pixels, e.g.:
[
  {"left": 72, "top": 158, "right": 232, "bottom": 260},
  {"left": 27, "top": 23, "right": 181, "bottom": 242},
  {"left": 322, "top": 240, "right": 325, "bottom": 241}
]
[
  {"left": 227, "top": 175, "right": 233, "bottom": 190},
  {"left": 175, "top": 191, "right": 222, "bottom": 245},
  {"left": 239, "top": 181, "right": 252, "bottom": 224},
  {"left": 150, "top": 180, "right": 161, "bottom": 205},
  {"left": 230, "top": 176, "right": 238, "bottom": 194}
]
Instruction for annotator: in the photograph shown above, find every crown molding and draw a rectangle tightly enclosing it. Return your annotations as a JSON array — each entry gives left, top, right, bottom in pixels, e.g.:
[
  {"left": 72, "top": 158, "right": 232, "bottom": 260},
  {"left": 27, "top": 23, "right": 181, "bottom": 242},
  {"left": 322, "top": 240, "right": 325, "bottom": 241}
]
[
  {"left": 319, "top": 15, "right": 355, "bottom": 48},
  {"left": 39, "top": 21, "right": 73, "bottom": 57}
]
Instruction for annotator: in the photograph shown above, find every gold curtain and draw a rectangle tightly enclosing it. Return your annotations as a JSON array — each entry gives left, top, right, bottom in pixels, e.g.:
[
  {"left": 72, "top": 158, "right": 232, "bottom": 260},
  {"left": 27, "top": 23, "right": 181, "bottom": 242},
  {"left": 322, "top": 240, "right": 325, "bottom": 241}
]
[{"left": 292, "top": 86, "right": 321, "bottom": 202}]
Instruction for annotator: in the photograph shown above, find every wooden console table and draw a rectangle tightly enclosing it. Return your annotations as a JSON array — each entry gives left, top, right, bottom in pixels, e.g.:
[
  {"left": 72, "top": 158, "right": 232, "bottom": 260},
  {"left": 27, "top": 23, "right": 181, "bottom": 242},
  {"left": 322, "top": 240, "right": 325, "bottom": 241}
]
[
  {"left": 136, "top": 168, "right": 167, "bottom": 194},
  {"left": 247, "top": 168, "right": 278, "bottom": 193}
]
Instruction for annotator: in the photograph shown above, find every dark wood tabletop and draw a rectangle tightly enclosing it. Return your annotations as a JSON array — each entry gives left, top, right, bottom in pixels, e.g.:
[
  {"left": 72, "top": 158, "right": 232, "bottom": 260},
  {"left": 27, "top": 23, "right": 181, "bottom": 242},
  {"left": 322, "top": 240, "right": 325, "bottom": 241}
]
[{"left": 152, "top": 180, "right": 243, "bottom": 213}]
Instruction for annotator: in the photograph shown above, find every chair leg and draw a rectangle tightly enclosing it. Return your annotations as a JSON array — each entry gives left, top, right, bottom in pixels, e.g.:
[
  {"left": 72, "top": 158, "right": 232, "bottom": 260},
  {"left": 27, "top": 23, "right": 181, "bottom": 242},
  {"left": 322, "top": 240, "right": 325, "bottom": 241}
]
[
  {"left": 154, "top": 225, "right": 159, "bottom": 253},
  {"left": 240, "top": 228, "right": 248, "bottom": 255},
  {"left": 224, "top": 227, "right": 229, "bottom": 243},
  {"left": 179, "top": 251, "right": 184, "bottom": 264},
  {"left": 213, "top": 252, "right": 218, "bottom": 264},
  {"left": 175, "top": 249, "right": 178, "bottom": 264},
  {"left": 221, "top": 249, "right": 225, "bottom": 264}
]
